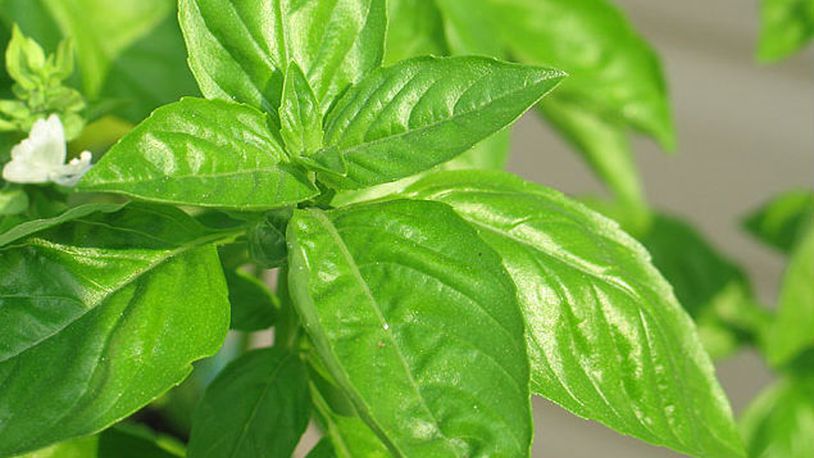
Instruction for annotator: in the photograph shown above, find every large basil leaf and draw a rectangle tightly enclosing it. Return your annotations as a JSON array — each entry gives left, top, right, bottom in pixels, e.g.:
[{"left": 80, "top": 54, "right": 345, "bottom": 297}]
[
  {"left": 435, "top": 0, "right": 672, "bottom": 218},
  {"left": 180, "top": 0, "right": 385, "bottom": 120},
  {"left": 80, "top": 98, "right": 318, "bottom": 209},
  {"left": 0, "top": 207, "right": 231, "bottom": 456},
  {"left": 743, "top": 190, "right": 814, "bottom": 254},
  {"left": 315, "top": 56, "right": 564, "bottom": 189},
  {"left": 404, "top": 170, "right": 744, "bottom": 458},
  {"left": 287, "top": 200, "right": 532, "bottom": 456},
  {"left": 187, "top": 348, "right": 310, "bottom": 458},
  {"left": 740, "top": 376, "right": 814, "bottom": 458},
  {"left": 758, "top": 0, "right": 814, "bottom": 62},
  {"left": 766, "top": 222, "right": 814, "bottom": 367},
  {"left": 640, "top": 214, "right": 768, "bottom": 359}
]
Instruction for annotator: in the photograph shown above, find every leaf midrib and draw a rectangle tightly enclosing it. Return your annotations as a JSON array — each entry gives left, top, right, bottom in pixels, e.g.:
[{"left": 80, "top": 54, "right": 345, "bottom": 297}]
[{"left": 306, "top": 209, "right": 459, "bottom": 456}]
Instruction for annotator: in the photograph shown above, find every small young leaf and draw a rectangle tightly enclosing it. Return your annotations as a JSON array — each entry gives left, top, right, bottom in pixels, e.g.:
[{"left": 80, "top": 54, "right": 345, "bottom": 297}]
[
  {"left": 314, "top": 56, "right": 564, "bottom": 189},
  {"left": 757, "top": 0, "right": 814, "bottom": 62},
  {"left": 5, "top": 25, "right": 46, "bottom": 89},
  {"left": 279, "top": 62, "right": 323, "bottom": 158},
  {"left": 287, "top": 200, "right": 532, "bottom": 456},
  {"left": 80, "top": 98, "right": 319, "bottom": 209},
  {"left": 404, "top": 170, "right": 745, "bottom": 458},
  {"left": 247, "top": 208, "right": 292, "bottom": 268},
  {"left": 766, "top": 221, "right": 814, "bottom": 367},
  {"left": 743, "top": 190, "right": 814, "bottom": 254},
  {"left": 0, "top": 208, "right": 230, "bottom": 455},
  {"left": 187, "top": 348, "right": 311, "bottom": 458},
  {"left": 740, "top": 376, "right": 814, "bottom": 458}
]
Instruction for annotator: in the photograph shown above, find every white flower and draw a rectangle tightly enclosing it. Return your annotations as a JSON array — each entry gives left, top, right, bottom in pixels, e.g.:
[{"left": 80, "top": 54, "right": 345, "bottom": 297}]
[{"left": 2, "top": 114, "right": 92, "bottom": 187}]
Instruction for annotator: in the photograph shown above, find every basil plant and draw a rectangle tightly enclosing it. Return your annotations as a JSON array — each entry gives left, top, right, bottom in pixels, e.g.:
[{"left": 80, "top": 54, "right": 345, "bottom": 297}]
[{"left": 0, "top": 1, "right": 752, "bottom": 457}]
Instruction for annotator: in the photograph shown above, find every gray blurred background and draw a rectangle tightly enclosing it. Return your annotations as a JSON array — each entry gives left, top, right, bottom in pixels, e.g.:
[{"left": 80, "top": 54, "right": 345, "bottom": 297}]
[{"left": 508, "top": 0, "right": 812, "bottom": 456}]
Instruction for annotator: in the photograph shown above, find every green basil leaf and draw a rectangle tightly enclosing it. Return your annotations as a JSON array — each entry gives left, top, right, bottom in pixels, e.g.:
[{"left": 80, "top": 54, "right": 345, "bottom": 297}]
[
  {"left": 640, "top": 214, "right": 768, "bottom": 359},
  {"left": 0, "top": 185, "right": 28, "bottom": 216},
  {"left": 384, "top": 0, "right": 448, "bottom": 64},
  {"left": 743, "top": 190, "right": 814, "bottom": 254},
  {"left": 403, "top": 170, "right": 744, "bottom": 458},
  {"left": 432, "top": 0, "right": 503, "bottom": 56},
  {"left": 457, "top": 0, "right": 673, "bottom": 149},
  {"left": 330, "top": 129, "right": 511, "bottom": 208},
  {"left": 315, "top": 56, "right": 564, "bottom": 189},
  {"left": 539, "top": 98, "right": 649, "bottom": 231},
  {"left": 0, "top": 204, "right": 222, "bottom": 361},
  {"left": 13, "top": 435, "right": 97, "bottom": 458},
  {"left": 0, "top": 202, "right": 124, "bottom": 247},
  {"left": 758, "top": 0, "right": 814, "bottom": 62},
  {"left": 100, "top": 11, "right": 199, "bottom": 123},
  {"left": 766, "top": 222, "right": 814, "bottom": 367},
  {"left": 97, "top": 424, "right": 185, "bottom": 458},
  {"left": 187, "top": 347, "right": 309, "bottom": 458},
  {"left": 39, "top": 0, "right": 173, "bottom": 99},
  {"left": 0, "top": 207, "right": 230, "bottom": 455},
  {"left": 225, "top": 269, "right": 277, "bottom": 332},
  {"left": 279, "top": 62, "right": 323, "bottom": 158},
  {"left": 310, "top": 380, "right": 389, "bottom": 458},
  {"left": 287, "top": 200, "right": 532, "bottom": 456},
  {"left": 305, "top": 438, "right": 336, "bottom": 458},
  {"left": 180, "top": 0, "right": 385, "bottom": 119},
  {"left": 740, "top": 376, "right": 814, "bottom": 458},
  {"left": 79, "top": 98, "right": 318, "bottom": 209},
  {"left": 16, "top": 424, "right": 185, "bottom": 458}
]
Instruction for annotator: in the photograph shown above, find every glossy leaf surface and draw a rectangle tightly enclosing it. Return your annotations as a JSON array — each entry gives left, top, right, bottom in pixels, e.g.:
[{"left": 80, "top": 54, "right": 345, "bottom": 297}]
[
  {"left": 80, "top": 98, "right": 318, "bottom": 209},
  {"left": 0, "top": 206, "right": 230, "bottom": 455},
  {"left": 758, "top": 0, "right": 814, "bottom": 61},
  {"left": 188, "top": 348, "right": 310, "bottom": 458},
  {"left": 766, "top": 222, "right": 814, "bottom": 367},
  {"left": 279, "top": 62, "right": 323, "bottom": 157},
  {"left": 404, "top": 170, "right": 744, "bottom": 458},
  {"left": 180, "top": 0, "right": 385, "bottom": 119},
  {"left": 741, "top": 377, "right": 814, "bottom": 458},
  {"left": 287, "top": 200, "right": 531, "bottom": 456},
  {"left": 743, "top": 190, "right": 814, "bottom": 254},
  {"left": 316, "top": 56, "right": 564, "bottom": 189}
]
